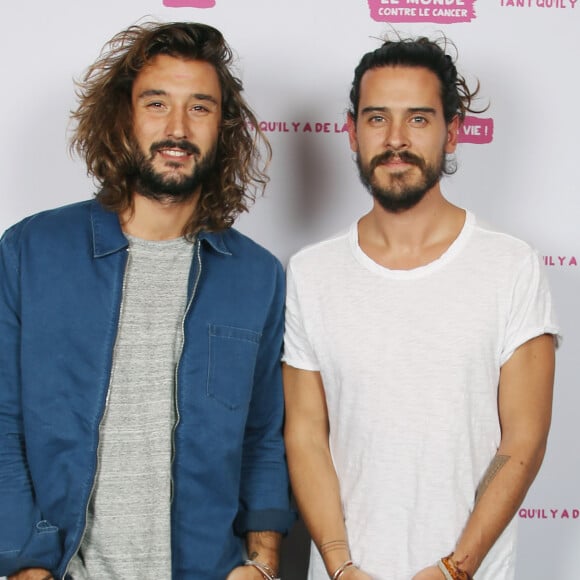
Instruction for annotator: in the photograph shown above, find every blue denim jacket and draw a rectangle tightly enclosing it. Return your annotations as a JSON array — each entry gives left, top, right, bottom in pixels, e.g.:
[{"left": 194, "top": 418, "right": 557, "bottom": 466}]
[{"left": 0, "top": 199, "right": 293, "bottom": 579}]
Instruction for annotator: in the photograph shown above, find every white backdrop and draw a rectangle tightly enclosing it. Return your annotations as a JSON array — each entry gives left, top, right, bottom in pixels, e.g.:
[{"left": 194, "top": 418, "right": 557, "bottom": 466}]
[{"left": 1, "top": 1, "right": 579, "bottom": 578}]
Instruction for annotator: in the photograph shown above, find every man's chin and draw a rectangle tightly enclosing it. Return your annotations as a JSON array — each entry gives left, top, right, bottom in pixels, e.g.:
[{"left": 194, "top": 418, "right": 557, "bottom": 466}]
[
  {"left": 154, "top": 167, "right": 197, "bottom": 189},
  {"left": 157, "top": 166, "right": 192, "bottom": 181},
  {"left": 135, "top": 176, "right": 199, "bottom": 201},
  {"left": 160, "top": 175, "right": 191, "bottom": 188},
  {"left": 370, "top": 177, "right": 416, "bottom": 195}
]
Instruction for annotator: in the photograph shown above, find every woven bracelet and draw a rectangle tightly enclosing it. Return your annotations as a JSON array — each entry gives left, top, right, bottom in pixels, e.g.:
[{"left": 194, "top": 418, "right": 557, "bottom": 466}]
[
  {"left": 439, "top": 554, "right": 473, "bottom": 580},
  {"left": 437, "top": 559, "right": 454, "bottom": 580}
]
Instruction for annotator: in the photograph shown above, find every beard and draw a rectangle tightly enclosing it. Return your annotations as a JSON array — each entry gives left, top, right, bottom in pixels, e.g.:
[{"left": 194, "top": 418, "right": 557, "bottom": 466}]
[
  {"left": 132, "top": 139, "right": 218, "bottom": 203},
  {"left": 356, "top": 147, "right": 445, "bottom": 213}
]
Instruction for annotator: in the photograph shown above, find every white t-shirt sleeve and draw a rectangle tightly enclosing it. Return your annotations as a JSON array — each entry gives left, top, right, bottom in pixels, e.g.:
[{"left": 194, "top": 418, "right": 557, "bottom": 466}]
[
  {"left": 500, "top": 249, "right": 560, "bottom": 366},
  {"left": 282, "top": 258, "right": 320, "bottom": 371}
]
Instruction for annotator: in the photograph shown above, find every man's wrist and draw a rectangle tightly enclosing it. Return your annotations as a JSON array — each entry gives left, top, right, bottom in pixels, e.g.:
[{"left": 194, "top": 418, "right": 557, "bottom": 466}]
[
  {"left": 244, "top": 530, "right": 282, "bottom": 579},
  {"left": 244, "top": 558, "right": 280, "bottom": 580},
  {"left": 437, "top": 553, "right": 473, "bottom": 580},
  {"left": 8, "top": 569, "right": 53, "bottom": 580},
  {"left": 329, "top": 559, "right": 357, "bottom": 579},
  {"left": 319, "top": 538, "right": 352, "bottom": 578}
]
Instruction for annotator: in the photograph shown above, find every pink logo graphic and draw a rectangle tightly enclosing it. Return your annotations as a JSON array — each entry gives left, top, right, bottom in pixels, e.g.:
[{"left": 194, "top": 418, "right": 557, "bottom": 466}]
[
  {"left": 543, "top": 255, "right": 578, "bottom": 267},
  {"left": 251, "top": 117, "right": 493, "bottom": 145},
  {"left": 500, "top": 0, "right": 577, "bottom": 9},
  {"left": 250, "top": 120, "right": 349, "bottom": 134},
  {"left": 457, "top": 116, "right": 493, "bottom": 144},
  {"left": 163, "top": 0, "right": 216, "bottom": 7},
  {"left": 519, "top": 507, "right": 580, "bottom": 520},
  {"left": 368, "top": 0, "right": 476, "bottom": 23}
]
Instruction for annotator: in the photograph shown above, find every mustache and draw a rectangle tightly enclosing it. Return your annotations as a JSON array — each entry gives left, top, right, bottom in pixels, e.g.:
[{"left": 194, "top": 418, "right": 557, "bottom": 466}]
[
  {"left": 369, "top": 150, "right": 425, "bottom": 171},
  {"left": 149, "top": 140, "right": 201, "bottom": 157}
]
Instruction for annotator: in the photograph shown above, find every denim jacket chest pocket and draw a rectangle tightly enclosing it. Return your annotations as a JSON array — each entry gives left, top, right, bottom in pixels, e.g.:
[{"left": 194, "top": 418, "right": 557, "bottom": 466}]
[{"left": 207, "top": 324, "right": 261, "bottom": 410}]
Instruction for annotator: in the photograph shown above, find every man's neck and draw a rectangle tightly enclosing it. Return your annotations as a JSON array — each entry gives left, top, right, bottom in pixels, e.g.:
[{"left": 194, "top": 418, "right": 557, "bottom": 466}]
[
  {"left": 120, "top": 193, "right": 198, "bottom": 241},
  {"left": 357, "top": 188, "right": 466, "bottom": 270}
]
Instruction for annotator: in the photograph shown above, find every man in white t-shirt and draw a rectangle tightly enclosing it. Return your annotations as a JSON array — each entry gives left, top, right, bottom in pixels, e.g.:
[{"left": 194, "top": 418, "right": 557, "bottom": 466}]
[{"left": 282, "top": 36, "right": 558, "bottom": 580}]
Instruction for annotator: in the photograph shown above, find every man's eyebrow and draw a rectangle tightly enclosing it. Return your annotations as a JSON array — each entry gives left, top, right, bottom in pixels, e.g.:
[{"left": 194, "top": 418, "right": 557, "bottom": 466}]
[
  {"left": 136, "top": 89, "right": 167, "bottom": 99},
  {"left": 360, "top": 106, "right": 388, "bottom": 116},
  {"left": 360, "top": 106, "right": 437, "bottom": 116},
  {"left": 136, "top": 89, "right": 219, "bottom": 106},
  {"left": 408, "top": 107, "right": 437, "bottom": 115},
  {"left": 191, "top": 93, "right": 220, "bottom": 106}
]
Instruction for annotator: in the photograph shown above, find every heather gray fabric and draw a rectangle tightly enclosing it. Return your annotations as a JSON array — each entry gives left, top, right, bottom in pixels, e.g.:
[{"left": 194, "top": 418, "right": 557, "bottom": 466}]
[{"left": 68, "top": 235, "right": 193, "bottom": 579}]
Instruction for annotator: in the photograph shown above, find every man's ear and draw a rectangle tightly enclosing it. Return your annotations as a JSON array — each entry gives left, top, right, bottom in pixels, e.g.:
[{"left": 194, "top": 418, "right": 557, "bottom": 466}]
[
  {"left": 347, "top": 113, "right": 358, "bottom": 153},
  {"left": 445, "top": 115, "right": 460, "bottom": 153}
]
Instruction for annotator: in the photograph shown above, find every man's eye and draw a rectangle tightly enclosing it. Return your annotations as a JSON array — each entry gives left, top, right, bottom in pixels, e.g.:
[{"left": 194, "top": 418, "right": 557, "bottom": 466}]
[{"left": 192, "top": 104, "right": 210, "bottom": 113}]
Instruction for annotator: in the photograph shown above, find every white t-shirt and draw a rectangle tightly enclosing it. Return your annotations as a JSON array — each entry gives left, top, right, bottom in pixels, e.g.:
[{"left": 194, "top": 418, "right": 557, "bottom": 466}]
[{"left": 283, "top": 211, "right": 559, "bottom": 580}]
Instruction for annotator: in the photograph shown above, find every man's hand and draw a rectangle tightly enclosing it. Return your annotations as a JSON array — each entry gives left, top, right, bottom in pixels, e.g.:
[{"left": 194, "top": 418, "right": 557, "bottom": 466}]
[
  {"left": 412, "top": 564, "right": 445, "bottom": 579},
  {"left": 8, "top": 569, "right": 52, "bottom": 580},
  {"left": 226, "top": 564, "right": 267, "bottom": 579},
  {"left": 340, "top": 566, "right": 373, "bottom": 579}
]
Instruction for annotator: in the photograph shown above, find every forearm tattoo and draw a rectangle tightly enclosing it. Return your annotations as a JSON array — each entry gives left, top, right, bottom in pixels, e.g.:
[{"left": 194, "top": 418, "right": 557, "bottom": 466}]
[
  {"left": 475, "top": 454, "right": 511, "bottom": 503},
  {"left": 320, "top": 539, "right": 349, "bottom": 556}
]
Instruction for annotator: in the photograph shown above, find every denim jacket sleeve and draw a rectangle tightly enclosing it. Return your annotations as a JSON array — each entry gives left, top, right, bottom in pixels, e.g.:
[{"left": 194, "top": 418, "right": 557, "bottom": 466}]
[
  {"left": 0, "top": 224, "right": 63, "bottom": 576},
  {"left": 233, "top": 257, "right": 295, "bottom": 535}
]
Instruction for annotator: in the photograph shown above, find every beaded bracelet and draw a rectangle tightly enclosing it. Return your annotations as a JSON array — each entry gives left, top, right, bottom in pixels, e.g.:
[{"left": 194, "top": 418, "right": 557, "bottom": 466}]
[
  {"left": 331, "top": 559, "right": 355, "bottom": 580},
  {"left": 244, "top": 558, "right": 281, "bottom": 580}
]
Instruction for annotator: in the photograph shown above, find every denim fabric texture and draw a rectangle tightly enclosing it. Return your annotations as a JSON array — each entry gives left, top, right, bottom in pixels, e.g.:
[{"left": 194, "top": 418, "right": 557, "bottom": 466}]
[{"left": 0, "top": 199, "right": 293, "bottom": 579}]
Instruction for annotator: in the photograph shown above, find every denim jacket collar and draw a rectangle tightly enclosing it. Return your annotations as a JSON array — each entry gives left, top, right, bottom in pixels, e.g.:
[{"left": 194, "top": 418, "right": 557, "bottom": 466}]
[
  {"left": 198, "top": 230, "right": 232, "bottom": 256},
  {"left": 89, "top": 199, "right": 232, "bottom": 258},
  {"left": 90, "top": 201, "right": 128, "bottom": 258}
]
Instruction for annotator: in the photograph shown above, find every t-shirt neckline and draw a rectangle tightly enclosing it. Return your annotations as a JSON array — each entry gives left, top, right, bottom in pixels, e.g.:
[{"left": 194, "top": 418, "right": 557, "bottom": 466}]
[{"left": 349, "top": 210, "right": 474, "bottom": 279}]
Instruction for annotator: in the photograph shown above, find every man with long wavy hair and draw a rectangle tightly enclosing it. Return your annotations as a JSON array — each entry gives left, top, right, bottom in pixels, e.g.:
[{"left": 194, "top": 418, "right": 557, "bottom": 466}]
[{"left": 0, "top": 21, "right": 292, "bottom": 580}]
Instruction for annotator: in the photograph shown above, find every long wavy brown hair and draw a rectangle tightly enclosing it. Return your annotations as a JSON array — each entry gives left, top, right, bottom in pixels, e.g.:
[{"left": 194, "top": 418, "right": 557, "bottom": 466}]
[{"left": 70, "top": 21, "right": 271, "bottom": 234}]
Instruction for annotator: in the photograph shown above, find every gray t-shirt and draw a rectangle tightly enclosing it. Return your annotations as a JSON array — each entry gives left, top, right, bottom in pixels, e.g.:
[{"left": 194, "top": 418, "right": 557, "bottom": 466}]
[{"left": 68, "top": 235, "right": 193, "bottom": 579}]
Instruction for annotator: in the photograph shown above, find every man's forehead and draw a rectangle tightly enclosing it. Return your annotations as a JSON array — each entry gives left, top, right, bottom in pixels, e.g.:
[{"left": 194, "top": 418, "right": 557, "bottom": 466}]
[
  {"left": 136, "top": 55, "right": 219, "bottom": 82},
  {"left": 358, "top": 66, "right": 443, "bottom": 107},
  {"left": 132, "top": 56, "right": 222, "bottom": 100}
]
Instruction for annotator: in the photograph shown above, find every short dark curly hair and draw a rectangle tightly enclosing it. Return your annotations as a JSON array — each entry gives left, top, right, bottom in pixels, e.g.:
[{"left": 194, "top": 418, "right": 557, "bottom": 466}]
[
  {"left": 349, "top": 35, "right": 482, "bottom": 124},
  {"left": 70, "top": 21, "right": 271, "bottom": 235}
]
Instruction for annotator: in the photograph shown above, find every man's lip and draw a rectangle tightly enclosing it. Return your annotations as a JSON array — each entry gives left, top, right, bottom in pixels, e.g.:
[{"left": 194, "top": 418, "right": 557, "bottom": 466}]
[
  {"left": 379, "top": 158, "right": 413, "bottom": 168},
  {"left": 157, "top": 148, "right": 192, "bottom": 158}
]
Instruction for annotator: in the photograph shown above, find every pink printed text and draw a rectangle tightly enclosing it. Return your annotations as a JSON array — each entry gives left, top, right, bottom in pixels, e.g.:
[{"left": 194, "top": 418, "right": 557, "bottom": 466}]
[
  {"left": 163, "top": 0, "right": 216, "bottom": 8},
  {"left": 368, "top": 0, "right": 477, "bottom": 23}
]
